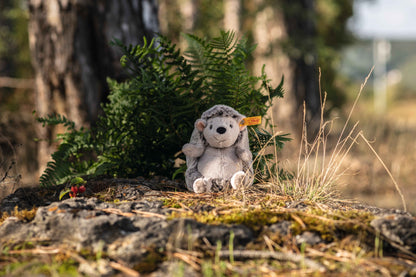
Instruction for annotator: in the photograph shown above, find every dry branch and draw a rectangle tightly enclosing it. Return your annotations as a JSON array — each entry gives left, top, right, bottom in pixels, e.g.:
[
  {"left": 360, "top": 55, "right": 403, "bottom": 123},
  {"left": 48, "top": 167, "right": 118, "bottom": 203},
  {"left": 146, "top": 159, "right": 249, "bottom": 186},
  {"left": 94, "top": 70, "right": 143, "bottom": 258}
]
[
  {"left": 0, "top": 77, "right": 34, "bottom": 89},
  {"left": 218, "top": 250, "right": 325, "bottom": 271}
]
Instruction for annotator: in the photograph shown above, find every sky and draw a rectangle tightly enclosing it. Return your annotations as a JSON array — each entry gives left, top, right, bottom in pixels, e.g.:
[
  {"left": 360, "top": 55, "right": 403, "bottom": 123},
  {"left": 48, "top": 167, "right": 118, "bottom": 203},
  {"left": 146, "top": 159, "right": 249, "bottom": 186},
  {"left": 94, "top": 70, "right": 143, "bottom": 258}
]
[{"left": 350, "top": 0, "right": 416, "bottom": 39}]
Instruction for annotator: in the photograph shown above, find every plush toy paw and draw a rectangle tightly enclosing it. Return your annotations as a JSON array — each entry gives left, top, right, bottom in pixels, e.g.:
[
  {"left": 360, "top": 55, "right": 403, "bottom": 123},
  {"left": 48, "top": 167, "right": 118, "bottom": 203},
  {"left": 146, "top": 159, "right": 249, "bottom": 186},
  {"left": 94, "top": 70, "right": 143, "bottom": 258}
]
[
  {"left": 182, "top": 143, "right": 205, "bottom": 158},
  {"left": 193, "top": 178, "right": 212, "bottom": 193},
  {"left": 231, "top": 171, "right": 246, "bottom": 189},
  {"left": 236, "top": 147, "right": 252, "bottom": 163}
]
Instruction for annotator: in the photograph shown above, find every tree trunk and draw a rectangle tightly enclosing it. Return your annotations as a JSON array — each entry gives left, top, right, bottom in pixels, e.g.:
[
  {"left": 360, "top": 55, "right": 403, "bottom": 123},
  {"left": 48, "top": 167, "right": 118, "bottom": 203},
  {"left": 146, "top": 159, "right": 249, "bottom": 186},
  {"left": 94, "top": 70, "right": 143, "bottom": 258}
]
[
  {"left": 177, "top": 0, "right": 197, "bottom": 49},
  {"left": 248, "top": 0, "right": 295, "bottom": 135},
  {"left": 224, "top": 0, "right": 241, "bottom": 32},
  {"left": 28, "top": 0, "right": 159, "bottom": 176},
  {"left": 249, "top": 0, "right": 321, "bottom": 139},
  {"left": 281, "top": 0, "right": 321, "bottom": 137}
]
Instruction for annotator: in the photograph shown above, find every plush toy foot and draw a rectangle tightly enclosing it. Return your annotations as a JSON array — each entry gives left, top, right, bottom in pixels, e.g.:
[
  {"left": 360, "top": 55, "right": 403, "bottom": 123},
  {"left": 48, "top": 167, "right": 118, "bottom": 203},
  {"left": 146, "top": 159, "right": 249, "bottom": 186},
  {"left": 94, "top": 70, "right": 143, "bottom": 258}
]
[
  {"left": 193, "top": 178, "right": 212, "bottom": 193},
  {"left": 231, "top": 171, "right": 246, "bottom": 189}
]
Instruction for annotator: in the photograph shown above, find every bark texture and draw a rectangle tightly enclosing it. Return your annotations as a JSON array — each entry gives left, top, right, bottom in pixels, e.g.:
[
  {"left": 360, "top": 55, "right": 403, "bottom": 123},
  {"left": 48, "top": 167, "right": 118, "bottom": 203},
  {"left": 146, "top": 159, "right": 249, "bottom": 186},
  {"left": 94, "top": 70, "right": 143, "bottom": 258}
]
[
  {"left": 28, "top": 0, "right": 159, "bottom": 175},
  {"left": 250, "top": 0, "right": 321, "bottom": 139},
  {"left": 224, "top": 0, "right": 241, "bottom": 31},
  {"left": 281, "top": 0, "right": 320, "bottom": 136},
  {"left": 249, "top": 0, "right": 295, "bottom": 135}
]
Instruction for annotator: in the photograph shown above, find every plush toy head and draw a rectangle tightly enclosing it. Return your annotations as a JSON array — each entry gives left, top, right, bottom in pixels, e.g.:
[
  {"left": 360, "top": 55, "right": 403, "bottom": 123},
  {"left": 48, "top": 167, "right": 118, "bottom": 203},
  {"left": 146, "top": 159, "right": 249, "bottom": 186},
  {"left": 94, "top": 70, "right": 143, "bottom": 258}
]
[
  {"left": 195, "top": 116, "right": 245, "bottom": 148},
  {"left": 196, "top": 104, "right": 246, "bottom": 148}
]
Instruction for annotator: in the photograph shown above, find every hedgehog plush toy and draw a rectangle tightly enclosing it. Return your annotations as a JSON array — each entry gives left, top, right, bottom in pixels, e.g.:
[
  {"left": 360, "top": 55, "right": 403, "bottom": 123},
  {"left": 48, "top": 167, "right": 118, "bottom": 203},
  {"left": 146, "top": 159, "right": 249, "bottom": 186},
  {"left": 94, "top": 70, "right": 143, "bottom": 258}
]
[{"left": 182, "top": 105, "right": 254, "bottom": 193}]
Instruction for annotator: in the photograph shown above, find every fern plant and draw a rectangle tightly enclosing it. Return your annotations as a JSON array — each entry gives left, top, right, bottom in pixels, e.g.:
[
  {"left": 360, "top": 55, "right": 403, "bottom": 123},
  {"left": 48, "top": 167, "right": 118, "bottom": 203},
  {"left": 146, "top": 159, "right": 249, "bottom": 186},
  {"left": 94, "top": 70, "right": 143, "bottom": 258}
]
[
  {"left": 36, "top": 114, "right": 94, "bottom": 186},
  {"left": 184, "top": 31, "right": 282, "bottom": 118},
  {"left": 37, "top": 30, "right": 290, "bottom": 186}
]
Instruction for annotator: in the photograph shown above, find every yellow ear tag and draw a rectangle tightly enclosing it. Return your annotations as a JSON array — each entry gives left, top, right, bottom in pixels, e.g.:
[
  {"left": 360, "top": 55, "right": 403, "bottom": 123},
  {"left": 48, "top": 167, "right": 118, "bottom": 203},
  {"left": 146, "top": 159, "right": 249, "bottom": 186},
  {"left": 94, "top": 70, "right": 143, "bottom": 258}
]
[{"left": 240, "top": 116, "right": 262, "bottom": 127}]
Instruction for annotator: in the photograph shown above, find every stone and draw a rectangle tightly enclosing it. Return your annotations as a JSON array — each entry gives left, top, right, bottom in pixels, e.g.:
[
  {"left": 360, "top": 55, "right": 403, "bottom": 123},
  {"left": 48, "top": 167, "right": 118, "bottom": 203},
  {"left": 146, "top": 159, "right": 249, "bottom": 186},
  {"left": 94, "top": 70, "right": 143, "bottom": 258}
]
[
  {"left": 268, "top": 220, "right": 292, "bottom": 237},
  {"left": 0, "top": 196, "right": 254, "bottom": 269},
  {"left": 371, "top": 215, "right": 416, "bottom": 252},
  {"left": 295, "top": 231, "right": 323, "bottom": 246}
]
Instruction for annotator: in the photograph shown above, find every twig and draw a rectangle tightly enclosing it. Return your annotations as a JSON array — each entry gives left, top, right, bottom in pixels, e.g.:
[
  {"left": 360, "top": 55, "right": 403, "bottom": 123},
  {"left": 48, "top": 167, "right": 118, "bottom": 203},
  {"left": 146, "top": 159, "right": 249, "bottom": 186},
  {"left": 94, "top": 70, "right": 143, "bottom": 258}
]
[
  {"left": 99, "top": 208, "right": 166, "bottom": 219},
  {"left": 218, "top": 250, "right": 325, "bottom": 271},
  {"left": 173, "top": 252, "right": 202, "bottom": 271},
  {"left": 99, "top": 208, "right": 134, "bottom": 217},
  {"left": 132, "top": 210, "right": 166, "bottom": 219},
  {"left": 109, "top": 261, "right": 140, "bottom": 277},
  {"left": 7, "top": 247, "right": 60, "bottom": 255},
  {"left": 0, "top": 76, "right": 34, "bottom": 89},
  {"left": 0, "top": 161, "right": 13, "bottom": 183}
]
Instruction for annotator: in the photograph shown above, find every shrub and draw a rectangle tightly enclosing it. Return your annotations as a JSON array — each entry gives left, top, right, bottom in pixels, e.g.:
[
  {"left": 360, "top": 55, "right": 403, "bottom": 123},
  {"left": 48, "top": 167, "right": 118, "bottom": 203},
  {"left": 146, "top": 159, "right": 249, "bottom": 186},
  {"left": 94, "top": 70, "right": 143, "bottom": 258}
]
[{"left": 37, "top": 30, "right": 289, "bottom": 186}]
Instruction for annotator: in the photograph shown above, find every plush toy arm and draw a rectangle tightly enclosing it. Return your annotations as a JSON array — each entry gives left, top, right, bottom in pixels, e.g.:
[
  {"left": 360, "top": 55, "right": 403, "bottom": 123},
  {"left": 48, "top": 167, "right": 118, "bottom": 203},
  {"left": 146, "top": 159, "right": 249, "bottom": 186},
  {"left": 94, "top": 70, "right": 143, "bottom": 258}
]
[
  {"left": 234, "top": 127, "right": 252, "bottom": 163},
  {"left": 234, "top": 128, "right": 254, "bottom": 187},
  {"left": 183, "top": 125, "right": 206, "bottom": 158},
  {"left": 184, "top": 125, "right": 206, "bottom": 191},
  {"left": 235, "top": 146, "right": 252, "bottom": 163},
  {"left": 182, "top": 143, "right": 205, "bottom": 158}
]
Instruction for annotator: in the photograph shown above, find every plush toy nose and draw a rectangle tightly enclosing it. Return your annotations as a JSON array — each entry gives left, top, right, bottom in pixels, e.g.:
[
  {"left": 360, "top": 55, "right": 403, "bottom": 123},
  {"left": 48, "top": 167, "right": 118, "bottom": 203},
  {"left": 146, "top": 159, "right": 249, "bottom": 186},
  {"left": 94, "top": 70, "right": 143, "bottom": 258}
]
[{"left": 216, "top": 127, "right": 226, "bottom": 134}]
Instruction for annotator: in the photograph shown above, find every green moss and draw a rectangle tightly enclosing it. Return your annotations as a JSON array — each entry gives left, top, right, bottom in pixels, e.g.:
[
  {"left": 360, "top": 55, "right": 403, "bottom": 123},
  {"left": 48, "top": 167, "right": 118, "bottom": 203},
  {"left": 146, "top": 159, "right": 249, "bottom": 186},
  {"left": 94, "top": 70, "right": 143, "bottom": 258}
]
[
  {"left": 0, "top": 206, "right": 37, "bottom": 225},
  {"left": 167, "top": 199, "right": 378, "bottom": 251},
  {"left": 163, "top": 198, "right": 182, "bottom": 209},
  {"left": 0, "top": 255, "right": 79, "bottom": 277},
  {"left": 288, "top": 208, "right": 376, "bottom": 243},
  {"left": 169, "top": 208, "right": 292, "bottom": 232}
]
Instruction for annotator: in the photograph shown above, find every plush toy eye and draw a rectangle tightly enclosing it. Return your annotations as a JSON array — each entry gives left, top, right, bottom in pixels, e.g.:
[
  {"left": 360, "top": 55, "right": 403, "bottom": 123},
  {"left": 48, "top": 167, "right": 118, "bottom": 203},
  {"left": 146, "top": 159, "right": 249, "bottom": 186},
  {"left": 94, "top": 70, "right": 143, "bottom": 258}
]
[
  {"left": 230, "top": 124, "right": 233, "bottom": 128},
  {"left": 209, "top": 125, "right": 213, "bottom": 130}
]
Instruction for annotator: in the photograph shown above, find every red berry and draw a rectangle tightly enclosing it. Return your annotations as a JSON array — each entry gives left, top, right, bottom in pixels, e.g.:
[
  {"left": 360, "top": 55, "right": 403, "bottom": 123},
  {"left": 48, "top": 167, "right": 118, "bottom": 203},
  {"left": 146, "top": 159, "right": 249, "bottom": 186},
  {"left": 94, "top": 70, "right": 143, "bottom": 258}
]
[
  {"left": 69, "top": 192, "right": 76, "bottom": 198},
  {"left": 78, "top": 185, "right": 86, "bottom": 193},
  {"left": 71, "top": 186, "right": 78, "bottom": 193}
]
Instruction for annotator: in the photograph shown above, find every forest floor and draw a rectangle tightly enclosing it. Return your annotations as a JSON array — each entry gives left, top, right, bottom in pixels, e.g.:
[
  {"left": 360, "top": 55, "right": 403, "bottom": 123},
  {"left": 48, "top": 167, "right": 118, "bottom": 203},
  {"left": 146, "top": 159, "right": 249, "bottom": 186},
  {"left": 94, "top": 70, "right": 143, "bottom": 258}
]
[{"left": 0, "top": 177, "right": 415, "bottom": 276}]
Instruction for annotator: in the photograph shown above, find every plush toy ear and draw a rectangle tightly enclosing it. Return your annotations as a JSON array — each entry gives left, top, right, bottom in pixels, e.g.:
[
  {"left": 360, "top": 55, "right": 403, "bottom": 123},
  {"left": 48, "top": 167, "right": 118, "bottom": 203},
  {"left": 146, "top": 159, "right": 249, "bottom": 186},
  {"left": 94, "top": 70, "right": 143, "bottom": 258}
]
[
  {"left": 238, "top": 117, "right": 247, "bottom": 131},
  {"left": 195, "top": 119, "right": 206, "bottom": 132}
]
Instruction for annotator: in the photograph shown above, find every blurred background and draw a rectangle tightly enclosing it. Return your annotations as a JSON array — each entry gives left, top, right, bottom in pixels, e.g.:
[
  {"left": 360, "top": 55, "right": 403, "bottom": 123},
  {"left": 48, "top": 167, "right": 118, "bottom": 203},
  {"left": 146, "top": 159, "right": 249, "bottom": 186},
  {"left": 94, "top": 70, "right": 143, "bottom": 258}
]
[{"left": 0, "top": 0, "right": 415, "bottom": 213}]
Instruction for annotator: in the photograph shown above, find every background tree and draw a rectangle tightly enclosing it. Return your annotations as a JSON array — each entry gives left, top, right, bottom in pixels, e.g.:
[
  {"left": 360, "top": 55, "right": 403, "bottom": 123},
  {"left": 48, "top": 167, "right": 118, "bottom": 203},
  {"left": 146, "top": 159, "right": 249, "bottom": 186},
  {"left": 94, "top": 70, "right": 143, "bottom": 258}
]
[
  {"left": 0, "top": 0, "right": 36, "bottom": 190},
  {"left": 159, "top": 0, "right": 355, "bottom": 138},
  {"left": 28, "top": 0, "right": 159, "bottom": 174}
]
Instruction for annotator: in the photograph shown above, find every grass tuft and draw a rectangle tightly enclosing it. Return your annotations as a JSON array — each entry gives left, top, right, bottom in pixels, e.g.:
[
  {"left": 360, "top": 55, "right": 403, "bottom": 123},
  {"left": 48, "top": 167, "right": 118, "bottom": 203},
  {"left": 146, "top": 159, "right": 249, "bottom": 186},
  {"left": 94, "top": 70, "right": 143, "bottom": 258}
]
[{"left": 254, "top": 67, "right": 407, "bottom": 210}]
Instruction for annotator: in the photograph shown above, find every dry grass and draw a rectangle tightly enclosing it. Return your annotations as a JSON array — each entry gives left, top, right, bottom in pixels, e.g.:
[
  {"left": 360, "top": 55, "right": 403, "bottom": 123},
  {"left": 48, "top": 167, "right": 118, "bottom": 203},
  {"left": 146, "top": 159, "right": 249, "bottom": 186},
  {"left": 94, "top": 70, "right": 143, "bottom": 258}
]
[
  {"left": 252, "top": 68, "right": 411, "bottom": 214},
  {"left": 338, "top": 103, "right": 416, "bottom": 214}
]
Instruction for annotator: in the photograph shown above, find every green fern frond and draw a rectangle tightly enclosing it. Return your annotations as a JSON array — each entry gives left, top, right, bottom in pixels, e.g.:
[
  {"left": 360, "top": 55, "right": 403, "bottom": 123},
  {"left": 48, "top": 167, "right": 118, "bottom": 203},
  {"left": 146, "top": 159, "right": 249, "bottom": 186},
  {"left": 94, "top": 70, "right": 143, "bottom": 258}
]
[
  {"left": 37, "top": 30, "right": 290, "bottom": 187},
  {"left": 39, "top": 155, "right": 72, "bottom": 187},
  {"left": 36, "top": 114, "right": 76, "bottom": 131}
]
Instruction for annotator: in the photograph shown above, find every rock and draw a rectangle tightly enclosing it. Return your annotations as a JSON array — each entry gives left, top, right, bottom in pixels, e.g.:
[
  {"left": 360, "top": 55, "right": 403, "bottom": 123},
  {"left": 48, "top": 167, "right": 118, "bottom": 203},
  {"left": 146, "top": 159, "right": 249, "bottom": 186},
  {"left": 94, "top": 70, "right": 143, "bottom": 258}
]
[
  {"left": 0, "top": 177, "right": 186, "bottom": 214},
  {"left": 295, "top": 231, "right": 323, "bottom": 246},
  {"left": 78, "top": 259, "right": 115, "bottom": 277},
  {"left": 371, "top": 215, "right": 416, "bottom": 252},
  {"left": 0, "top": 197, "right": 254, "bottom": 269},
  {"left": 268, "top": 220, "right": 292, "bottom": 237},
  {"left": 107, "top": 217, "right": 253, "bottom": 266},
  {"left": 0, "top": 185, "right": 62, "bottom": 213}
]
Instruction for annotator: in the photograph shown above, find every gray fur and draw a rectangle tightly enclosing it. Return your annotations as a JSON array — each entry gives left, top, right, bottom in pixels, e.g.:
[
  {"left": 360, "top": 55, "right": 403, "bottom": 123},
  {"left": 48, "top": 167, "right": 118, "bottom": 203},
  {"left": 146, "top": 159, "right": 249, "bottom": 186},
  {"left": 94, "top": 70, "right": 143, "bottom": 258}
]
[{"left": 182, "top": 105, "right": 254, "bottom": 193}]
